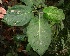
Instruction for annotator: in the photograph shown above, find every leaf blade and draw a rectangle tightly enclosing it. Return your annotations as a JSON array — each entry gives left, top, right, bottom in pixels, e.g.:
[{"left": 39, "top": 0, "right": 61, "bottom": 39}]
[
  {"left": 2, "top": 5, "right": 33, "bottom": 26},
  {"left": 27, "top": 17, "right": 52, "bottom": 56}
]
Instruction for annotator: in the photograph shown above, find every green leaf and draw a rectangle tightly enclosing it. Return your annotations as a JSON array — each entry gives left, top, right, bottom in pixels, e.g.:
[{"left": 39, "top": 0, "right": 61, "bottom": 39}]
[
  {"left": 20, "top": 0, "right": 45, "bottom": 7},
  {"left": 20, "top": 0, "right": 33, "bottom": 7},
  {"left": 61, "top": 39, "right": 65, "bottom": 49},
  {"left": 28, "top": 50, "right": 39, "bottom": 56},
  {"left": 13, "top": 34, "right": 25, "bottom": 41},
  {"left": 2, "top": 5, "right": 33, "bottom": 26},
  {"left": 6, "top": 53, "right": 13, "bottom": 56},
  {"left": 57, "top": 0, "right": 64, "bottom": 6},
  {"left": 26, "top": 44, "right": 31, "bottom": 52},
  {"left": 43, "top": 6, "right": 65, "bottom": 23},
  {"left": 27, "top": 17, "right": 52, "bottom": 56}
]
